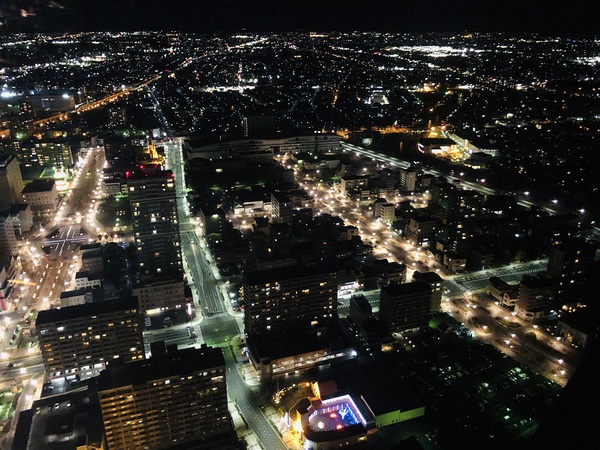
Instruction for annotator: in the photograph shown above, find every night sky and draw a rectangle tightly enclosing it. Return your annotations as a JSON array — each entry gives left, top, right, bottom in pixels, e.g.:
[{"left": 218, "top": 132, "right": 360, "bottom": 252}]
[{"left": 0, "top": 0, "right": 597, "bottom": 35}]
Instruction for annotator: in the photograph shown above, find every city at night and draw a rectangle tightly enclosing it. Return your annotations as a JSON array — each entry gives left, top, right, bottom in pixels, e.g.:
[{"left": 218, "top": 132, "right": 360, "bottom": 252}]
[{"left": 0, "top": 2, "right": 598, "bottom": 450}]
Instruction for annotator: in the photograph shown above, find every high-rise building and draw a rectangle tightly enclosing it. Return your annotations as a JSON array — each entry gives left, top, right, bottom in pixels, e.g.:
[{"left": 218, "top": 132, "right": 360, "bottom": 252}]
[
  {"left": 132, "top": 271, "right": 188, "bottom": 316},
  {"left": 546, "top": 237, "right": 597, "bottom": 307},
  {"left": 270, "top": 191, "right": 293, "bottom": 224},
  {"left": 127, "top": 166, "right": 182, "bottom": 281},
  {"left": 0, "top": 265, "right": 16, "bottom": 311},
  {"left": 432, "top": 182, "right": 484, "bottom": 246},
  {"left": 514, "top": 275, "right": 558, "bottom": 322},
  {"left": 411, "top": 271, "right": 444, "bottom": 315},
  {"left": 446, "top": 188, "right": 483, "bottom": 235},
  {"left": 382, "top": 203, "right": 397, "bottom": 225},
  {"left": 399, "top": 167, "right": 417, "bottom": 192},
  {"left": 20, "top": 139, "right": 74, "bottom": 169},
  {"left": 242, "top": 113, "right": 274, "bottom": 137},
  {"left": 9, "top": 203, "right": 33, "bottom": 234},
  {"left": 379, "top": 168, "right": 399, "bottom": 189},
  {"left": 96, "top": 343, "right": 237, "bottom": 450},
  {"left": 379, "top": 281, "right": 433, "bottom": 332},
  {"left": 36, "top": 297, "right": 144, "bottom": 381},
  {"left": 242, "top": 264, "right": 338, "bottom": 337},
  {"left": 0, "top": 214, "right": 18, "bottom": 268},
  {"left": 407, "top": 214, "right": 438, "bottom": 246},
  {"left": 80, "top": 242, "right": 104, "bottom": 273},
  {"left": 0, "top": 154, "right": 24, "bottom": 211},
  {"left": 22, "top": 179, "right": 59, "bottom": 222}
]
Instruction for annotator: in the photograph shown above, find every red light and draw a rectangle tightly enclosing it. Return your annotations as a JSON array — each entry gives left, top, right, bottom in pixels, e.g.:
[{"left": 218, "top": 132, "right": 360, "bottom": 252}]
[
  {"left": 140, "top": 165, "right": 144, "bottom": 170},
  {"left": 126, "top": 171, "right": 130, "bottom": 178}
]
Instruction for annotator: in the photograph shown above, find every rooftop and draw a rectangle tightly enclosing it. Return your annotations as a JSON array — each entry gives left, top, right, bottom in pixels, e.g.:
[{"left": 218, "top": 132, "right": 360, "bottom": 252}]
[
  {"left": 336, "top": 366, "right": 424, "bottom": 417},
  {"left": 248, "top": 320, "right": 353, "bottom": 361},
  {"left": 22, "top": 179, "right": 55, "bottom": 193},
  {"left": 381, "top": 281, "right": 431, "bottom": 297},
  {"left": 96, "top": 344, "right": 225, "bottom": 390},
  {"left": 35, "top": 296, "right": 138, "bottom": 325},
  {"left": 243, "top": 263, "right": 337, "bottom": 286},
  {"left": 12, "top": 387, "right": 103, "bottom": 450}
]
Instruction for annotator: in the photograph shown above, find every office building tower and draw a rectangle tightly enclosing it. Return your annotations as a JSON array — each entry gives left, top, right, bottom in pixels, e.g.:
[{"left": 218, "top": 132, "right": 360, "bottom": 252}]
[
  {"left": 20, "top": 139, "right": 74, "bottom": 169},
  {"left": 417, "top": 173, "right": 436, "bottom": 190},
  {"left": 132, "top": 271, "right": 188, "bottom": 316},
  {"left": 36, "top": 297, "right": 144, "bottom": 381},
  {"left": 0, "top": 154, "right": 24, "bottom": 211},
  {"left": 22, "top": 179, "right": 60, "bottom": 221},
  {"left": 379, "top": 168, "right": 399, "bottom": 189},
  {"left": 514, "top": 275, "right": 558, "bottom": 322},
  {"left": 412, "top": 271, "right": 444, "bottom": 315},
  {"left": 399, "top": 167, "right": 417, "bottom": 192},
  {"left": 0, "top": 265, "right": 15, "bottom": 311},
  {"left": 546, "top": 236, "right": 597, "bottom": 307},
  {"left": 446, "top": 188, "right": 483, "bottom": 236},
  {"left": 97, "top": 343, "right": 237, "bottom": 450},
  {"left": 377, "top": 202, "right": 396, "bottom": 225},
  {"left": 270, "top": 191, "right": 293, "bottom": 224},
  {"left": 430, "top": 179, "right": 455, "bottom": 212},
  {"left": 379, "top": 281, "right": 433, "bottom": 332},
  {"left": 433, "top": 182, "right": 483, "bottom": 246},
  {"left": 127, "top": 166, "right": 182, "bottom": 281},
  {"left": 407, "top": 214, "right": 438, "bottom": 246},
  {"left": 242, "top": 264, "right": 338, "bottom": 337},
  {"left": 80, "top": 242, "right": 104, "bottom": 273},
  {"left": 9, "top": 203, "right": 33, "bottom": 234},
  {"left": 0, "top": 214, "right": 18, "bottom": 268},
  {"left": 432, "top": 182, "right": 483, "bottom": 222}
]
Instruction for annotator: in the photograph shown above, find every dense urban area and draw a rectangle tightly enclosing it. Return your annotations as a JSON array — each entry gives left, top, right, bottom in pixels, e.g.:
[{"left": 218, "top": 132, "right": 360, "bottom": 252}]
[{"left": 0, "top": 31, "right": 599, "bottom": 450}]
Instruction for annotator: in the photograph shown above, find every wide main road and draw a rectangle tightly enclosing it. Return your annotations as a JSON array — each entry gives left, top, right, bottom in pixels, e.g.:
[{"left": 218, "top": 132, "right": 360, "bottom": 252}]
[
  {"left": 162, "top": 138, "right": 240, "bottom": 341},
  {"left": 158, "top": 137, "right": 288, "bottom": 449},
  {"left": 181, "top": 230, "right": 225, "bottom": 317},
  {"left": 162, "top": 137, "right": 227, "bottom": 317},
  {"left": 223, "top": 346, "right": 288, "bottom": 450}
]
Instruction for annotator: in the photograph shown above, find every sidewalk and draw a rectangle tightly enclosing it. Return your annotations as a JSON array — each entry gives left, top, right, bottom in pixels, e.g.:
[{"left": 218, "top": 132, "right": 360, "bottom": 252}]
[{"left": 228, "top": 396, "right": 263, "bottom": 450}]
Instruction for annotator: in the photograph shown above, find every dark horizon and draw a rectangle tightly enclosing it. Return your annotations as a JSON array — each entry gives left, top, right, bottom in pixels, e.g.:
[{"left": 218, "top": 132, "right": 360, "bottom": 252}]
[{"left": 0, "top": 0, "right": 597, "bottom": 36}]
